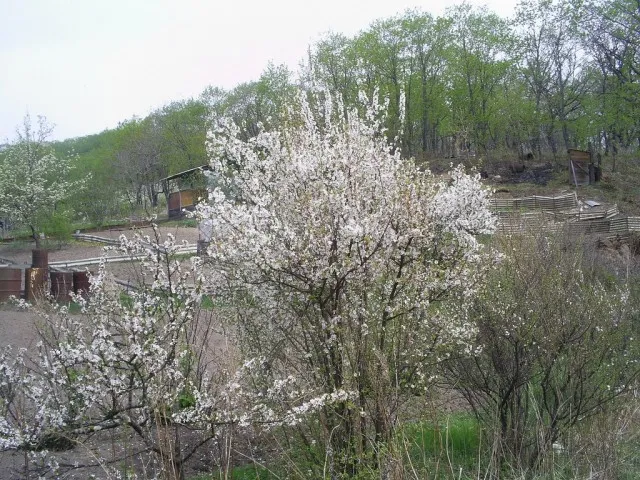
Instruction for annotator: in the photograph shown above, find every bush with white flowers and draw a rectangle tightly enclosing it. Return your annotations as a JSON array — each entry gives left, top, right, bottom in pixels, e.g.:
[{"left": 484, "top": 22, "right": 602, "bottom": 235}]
[{"left": 196, "top": 90, "right": 496, "bottom": 476}]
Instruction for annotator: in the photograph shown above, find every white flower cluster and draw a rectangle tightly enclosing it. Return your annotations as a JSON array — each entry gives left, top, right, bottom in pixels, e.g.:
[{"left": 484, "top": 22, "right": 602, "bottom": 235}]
[{"left": 196, "top": 89, "right": 496, "bottom": 440}]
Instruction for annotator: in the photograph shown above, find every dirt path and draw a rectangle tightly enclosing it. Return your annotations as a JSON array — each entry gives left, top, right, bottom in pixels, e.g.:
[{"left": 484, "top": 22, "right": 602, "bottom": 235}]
[{"left": 0, "top": 226, "right": 200, "bottom": 267}]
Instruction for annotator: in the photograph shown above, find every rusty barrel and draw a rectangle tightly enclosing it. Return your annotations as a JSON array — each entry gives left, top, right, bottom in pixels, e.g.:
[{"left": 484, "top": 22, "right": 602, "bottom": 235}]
[
  {"left": 25, "top": 268, "right": 47, "bottom": 302},
  {"left": 73, "top": 271, "right": 92, "bottom": 298},
  {"left": 50, "top": 271, "right": 73, "bottom": 302},
  {"left": 0, "top": 268, "right": 22, "bottom": 302},
  {"left": 32, "top": 249, "right": 49, "bottom": 268}
]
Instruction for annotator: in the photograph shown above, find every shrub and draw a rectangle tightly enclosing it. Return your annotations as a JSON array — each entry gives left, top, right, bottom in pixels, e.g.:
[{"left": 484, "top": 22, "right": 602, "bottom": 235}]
[{"left": 442, "top": 231, "right": 640, "bottom": 476}]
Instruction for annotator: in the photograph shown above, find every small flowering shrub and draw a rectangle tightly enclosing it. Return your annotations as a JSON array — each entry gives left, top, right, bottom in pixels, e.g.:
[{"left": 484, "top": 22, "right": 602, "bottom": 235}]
[
  {"left": 0, "top": 230, "right": 233, "bottom": 479},
  {"left": 0, "top": 115, "right": 88, "bottom": 248},
  {"left": 443, "top": 232, "right": 640, "bottom": 476},
  {"left": 196, "top": 90, "right": 496, "bottom": 476}
]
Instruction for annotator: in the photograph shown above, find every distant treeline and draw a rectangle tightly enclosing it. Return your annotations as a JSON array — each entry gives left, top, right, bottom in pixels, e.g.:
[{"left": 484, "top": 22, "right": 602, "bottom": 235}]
[{"left": 52, "top": 0, "right": 638, "bottom": 221}]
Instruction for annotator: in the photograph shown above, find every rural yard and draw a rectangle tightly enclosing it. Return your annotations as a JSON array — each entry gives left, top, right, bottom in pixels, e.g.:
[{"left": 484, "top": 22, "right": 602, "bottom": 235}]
[
  {"left": 1, "top": 198, "right": 639, "bottom": 479},
  {"left": 0, "top": 224, "right": 201, "bottom": 346},
  {"left": 2, "top": 0, "right": 639, "bottom": 475}
]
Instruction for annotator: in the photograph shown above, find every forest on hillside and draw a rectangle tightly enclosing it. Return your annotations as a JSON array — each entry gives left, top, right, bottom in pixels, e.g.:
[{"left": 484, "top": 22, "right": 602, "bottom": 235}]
[{"left": 22, "top": 0, "right": 635, "bottom": 225}]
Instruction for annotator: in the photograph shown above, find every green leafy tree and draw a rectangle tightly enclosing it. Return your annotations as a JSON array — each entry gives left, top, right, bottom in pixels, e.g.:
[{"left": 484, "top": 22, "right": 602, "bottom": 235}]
[
  {"left": 54, "top": 128, "right": 130, "bottom": 226},
  {"left": 353, "top": 15, "right": 409, "bottom": 150},
  {"left": 581, "top": 0, "right": 640, "bottom": 167},
  {"left": 309, "top": 32, "right": 360, "bottom": 117},
  {"left": 447, "top": 4, "right": 517, "bottom": 154},
  {"left": 112, "top": 116, "right": 165, "bottom": 208},
  {"left": 311, "top": 11, "right": 453, "bottom": 158},
  {"left": 221, "top": 63, "right": 296, "bottom": 141},
  {"left": 154, "top": 99, "right": 208, "bottom": 175},
  {"left": 402, "top": 11, "right": 452, "bottom": 156},
  {"left": 515, "top": 0, "right": 589, "bottom": 156}
]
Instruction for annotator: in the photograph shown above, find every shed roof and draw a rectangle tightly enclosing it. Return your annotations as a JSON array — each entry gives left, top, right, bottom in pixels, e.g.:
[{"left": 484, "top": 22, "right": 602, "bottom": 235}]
[{"left": 161, "top": 165, "right": 211, "bottom": 182}]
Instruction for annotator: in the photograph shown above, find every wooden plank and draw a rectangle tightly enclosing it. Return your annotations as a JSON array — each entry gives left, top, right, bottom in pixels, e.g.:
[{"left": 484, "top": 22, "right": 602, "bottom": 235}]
[
  {"left": 605, "top": 205, "right": 620, "bottom": 218},
  {"left": 569, "top": 153, "right": 591, "bottom": 162},
  {"left": 168, "top": 192, "right": 181, "bottom": 211},
  {"left": 609, "top": 217, "right": 629, "bottom": 233},
  {"left": 568, "top": 149, "right": 591, "bottom": 161}
]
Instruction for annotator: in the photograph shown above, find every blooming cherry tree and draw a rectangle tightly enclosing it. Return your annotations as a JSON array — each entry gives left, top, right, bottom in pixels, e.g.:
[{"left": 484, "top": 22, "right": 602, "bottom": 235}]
[
  {"left": 0, "top": 93, "right": 495, "bottom": 479},
  {"left": 197, "top": 90, "right": 496, "bottom": 476},
  {"left": 0, "top": 115, "right": 86, "bottom": 248}
]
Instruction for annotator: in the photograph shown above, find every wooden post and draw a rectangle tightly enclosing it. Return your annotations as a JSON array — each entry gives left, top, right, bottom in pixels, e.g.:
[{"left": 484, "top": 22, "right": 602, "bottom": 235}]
[{"left": 570, "top": 159, "right": 579, "bottom": 187}]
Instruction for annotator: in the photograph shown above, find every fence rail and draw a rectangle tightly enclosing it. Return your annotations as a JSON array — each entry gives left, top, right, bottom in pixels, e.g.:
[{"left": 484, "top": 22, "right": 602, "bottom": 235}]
[
  {"left": 72, "top": 233, "right": 121, "bottom": 245},
  {"left": 72, "top": 233, "right": 197, "bottom": 256},
  {"left": 495, "top": 212, "right": 640, "bottom": 236},
  {"left": 489, "top": 192, "right": 578, "bottom": 212}
]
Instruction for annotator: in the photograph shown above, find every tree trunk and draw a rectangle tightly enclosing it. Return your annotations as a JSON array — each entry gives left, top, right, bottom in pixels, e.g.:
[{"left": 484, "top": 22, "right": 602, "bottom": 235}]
[{"left": 31, "top": 225, "right": 41, "bottom": 249}]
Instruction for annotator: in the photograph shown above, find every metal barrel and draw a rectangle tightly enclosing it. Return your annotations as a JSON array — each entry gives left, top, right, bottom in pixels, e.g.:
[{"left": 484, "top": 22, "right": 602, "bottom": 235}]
[
  {"left": 0, "top": 268, "right": 22, "bottom": 302},
  {"left": 32, "top": 249, "right": 49, "bottom": 268},
  {"left": 73, "top": 271, "right": 92, "bottom": 298},
  {"left": 50, "top": 271, "right": 73, "bottom": 302},
  {"left": 25, "top": 267, "right": 47, "bottom": 302}
]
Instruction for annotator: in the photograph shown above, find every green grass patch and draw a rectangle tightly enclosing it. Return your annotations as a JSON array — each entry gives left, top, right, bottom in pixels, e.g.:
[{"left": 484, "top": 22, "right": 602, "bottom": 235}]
[
  {"left": 407, "top": 414, "right": 480, "bottom": 458},
  {"left": 401, "top": 413, "right": 482, "bottom": 478},
  {"left": 163, "top": 218, "right": 199, "bottom": 228},
  {"left": 67, "top": 301, "right": 83, "bottom": 314},
  {"left": 200, "top": 294, "right": 215, "bottom": 310},
  {"left": 190, "top": 463, "right": 274, "bottom": 480},
  {"left": 119, "top": 291, "right": 134, "bottom": 309}
]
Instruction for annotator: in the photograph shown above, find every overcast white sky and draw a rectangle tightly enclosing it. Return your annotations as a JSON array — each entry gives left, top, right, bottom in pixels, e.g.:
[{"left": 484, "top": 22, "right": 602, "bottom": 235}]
[{"left": 1, "top": 0, "right": 518, "bottom": 142}]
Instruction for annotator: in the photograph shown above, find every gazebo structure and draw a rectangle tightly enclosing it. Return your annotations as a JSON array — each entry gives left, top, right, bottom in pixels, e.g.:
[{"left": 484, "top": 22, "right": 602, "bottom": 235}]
[{"left": 161, "top": 165, "right": 211, "bottom": 219}]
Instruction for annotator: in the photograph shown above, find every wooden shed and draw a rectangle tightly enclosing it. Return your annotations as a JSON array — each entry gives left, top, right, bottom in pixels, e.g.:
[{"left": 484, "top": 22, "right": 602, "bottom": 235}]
[{"left": 161, "top": 166, "right": 211, "bottom": 219}]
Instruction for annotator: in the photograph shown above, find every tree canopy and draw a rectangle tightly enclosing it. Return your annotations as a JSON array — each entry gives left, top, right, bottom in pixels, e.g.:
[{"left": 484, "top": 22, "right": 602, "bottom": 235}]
[{"left": 49, "top": 0, "right": 639, "bottom": 217}]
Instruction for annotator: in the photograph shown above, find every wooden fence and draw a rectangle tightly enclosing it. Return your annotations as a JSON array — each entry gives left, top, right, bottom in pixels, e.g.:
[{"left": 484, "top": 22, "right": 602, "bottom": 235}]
[
  {"left": 489, "top": 192, "right": 578, "bottom": 212},
  {"left": 495, "top": 213, "right": 640, "bottom": 236},
  {"left": 491, "top": 193, "right": 639, "bottom": 236}
]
